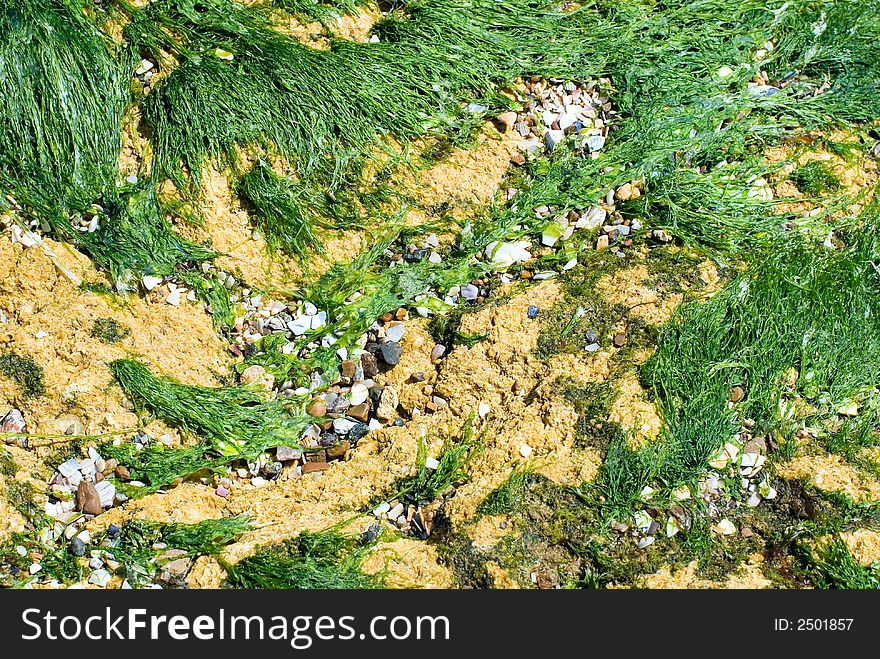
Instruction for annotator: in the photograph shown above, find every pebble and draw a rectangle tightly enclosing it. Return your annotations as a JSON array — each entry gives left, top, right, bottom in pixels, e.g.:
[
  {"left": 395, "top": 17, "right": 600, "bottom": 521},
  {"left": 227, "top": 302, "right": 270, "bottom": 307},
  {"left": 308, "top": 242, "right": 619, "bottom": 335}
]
[
  {"left": 461, "top": 284, "right": 479, "bottom": 301},
  {"left": 216, "top": 484, "right": 230, "bottom": 497},
  {"left": 527, "top": 305, "right": 539, "bottom": 318},
  {"left": 1, "top": 408, "right": 26, "bottom": 433},
  {"left": 142, "top": 275, "right": 163, "bottom": 291},
  {"left": 75, "top": 481, "right": 102, "bottom": 516},
  {"left": 520, "top": 444, "right": 533, "bottom": 458},
  {"left": 276, "top": 445, "right": 302, "bottom": 462},
  {"left": 68, "top": 537, "right": 86, "bottom": 557},
  {"left": 307, "top": 399, "right": 327, "bottom": 417},
  {"left": 375, "top": 386, "right": 399, "bottom": 421},
  {"left": 430, "top": 344, "right": 447, "bottom": 364},
  {"left": 380, "top": 341, "right": 403, "bottom": 366},
  {"left": 89, "top": 569, "right": 111, "bottom": 586},
  {"left": 384, "top": 322, "right": 406, "bottom": 342}
]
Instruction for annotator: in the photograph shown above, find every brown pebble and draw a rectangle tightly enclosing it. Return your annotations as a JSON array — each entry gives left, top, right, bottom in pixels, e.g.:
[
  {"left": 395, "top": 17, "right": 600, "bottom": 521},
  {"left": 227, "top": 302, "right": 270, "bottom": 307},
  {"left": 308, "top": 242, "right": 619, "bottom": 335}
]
[
  {"left": 361, "top": 353, "right": 379, "bottom": 379},
  {"left": 115, "top": 465, "right": 131, "bottom": 481},
  {"left": 307, "top": 399, "right": 327, "bottom": 417},
  {"left": 743, "top": 437, "right": 767, "bottom": 455},
  {"left": 422, "top": 385, "right": 434, "bottom": 396},
  {"left": 497, "top": 111, "right": 518, "bottom": 129},
  {"left": 395, "top": 308, "right": 408, "bottom": 320},
  {"left": 327, "top": 441, "right": 351, "bottom": 461},
  {"left": 340, "top": 360, "right": 356, "bottom": 379},
  {"left": 380, "top": 312, "right": 393, "bottom": 322},
  {"left": 95, "top": 471, "right": 104, "bottom": 483},
  {"left": 76, "top": 481, "right": 102, "bottom": 516},
  {"left": 613, "top": 332, "right": 626, "bottom": 348},
  {"left": 596, "top": 234, "right": 609, "bottom": 251},
  {"left": 510, "top": 153, "right": 526, "bottom": 166},
  {"left": 409, "top": 371, "right": 426, "bottom": 383},
  {"left": 741, "top": 527, "right": 754, "bottom": 538},
  {"left": 520, "top": 270, "right": 532, "bottom": 280},
  {"left": 348, "top": 402, "right": 370, "bottom": 422},
  {"left": 426, "top": 401, "right": 438, "bottom": 413},
  {"left": 302, "top": 462, "right": 330, "bottom": 474},
  {"left": 730, "top": 385, "right": 745, "bottom": 403},
  {"left": 305, "top": 449, "right": 328, "bottom": 463}
]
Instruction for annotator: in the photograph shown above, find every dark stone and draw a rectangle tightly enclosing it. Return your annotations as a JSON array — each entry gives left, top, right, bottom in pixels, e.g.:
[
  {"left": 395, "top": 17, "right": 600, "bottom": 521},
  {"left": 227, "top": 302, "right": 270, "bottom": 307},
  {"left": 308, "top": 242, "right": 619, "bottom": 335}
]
[
  {"left": 319, "top": 432, "right": 337, "bottom": 447},
  {"left": 348, "top": 423, "right": 369, "bottom": 445},
  {"left": 527, "top": 305, "right": 539, "bottom": 319},
  {"left": 380, "top": 341, "right": 403, "bottom": 366},
  {"left": 68, "top": 537, "right": 86, "bottom": 557},
  {"left": 369, "top": 386, "right": 385, "bottom": 404},
  {"left": 305, "top": 449, "right": 328, "bottom": 462},
  {"left": 403, "top": 249, "right": 428, "bottom": 263},
  {"left": 361, "top": 524, "right": 381, "bottom": 543},
  {"left": 361, "top": 352, "right": 379, "bottom": 379},
  {"left": 106, "top": 524, "right": 120, "bottom": 538}
]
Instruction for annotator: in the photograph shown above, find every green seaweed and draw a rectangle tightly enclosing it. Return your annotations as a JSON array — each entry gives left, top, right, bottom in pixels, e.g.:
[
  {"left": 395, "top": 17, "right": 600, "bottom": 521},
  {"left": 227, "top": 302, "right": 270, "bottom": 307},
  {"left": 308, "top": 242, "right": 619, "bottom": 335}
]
[
  {"left": 0, "top": 352, "right": 46, "bottom": 398},
  {"left": 224, "top": 530, "right": 381, "bottom": 589},
  {"left": 91, "top": 317, "right": 132, "bottom": 344}
]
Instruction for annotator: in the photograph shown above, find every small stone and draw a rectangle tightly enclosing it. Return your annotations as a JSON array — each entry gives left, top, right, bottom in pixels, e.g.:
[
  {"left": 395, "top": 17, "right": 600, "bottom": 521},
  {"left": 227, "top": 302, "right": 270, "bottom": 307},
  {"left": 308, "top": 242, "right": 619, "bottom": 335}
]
[
  {"left": 430, "top": 344, "right": 447, "bottom": 364},
  {"left": 596, "top": 234, "right": 609, "bottom": 251},
  {"left": 115, "top": 465, "right": 131, "bottom": 481},
  {"left": 380, "top": 341, "right": 403, "bottom": 366},
  {"left": 613, "top": 332, "right": 626, "bottom": 347},
  {"left": 94, "top": 480, "right": 116, "bottom": 507},
  {"left": 240, "top": 364, "right": 274, "bottom": 390},
  {"left": 713, "top": 519, "right": 737, "bottom": 536},
  {"left": 307, "top": 399, "right": 327, "bottom": 417},
  {"left": 375, "top": 386, "right": 399, "bottom": 421},
  {"left": 730, "top": 385, "right": 745, "bottom": 403},
  {"left": 520, "top": 444, "right": 533, "bottom": 458},
  {"left": 361, "top": 353, "right": 379, "bottom": 379},
  {"left": 276, "top": 446, "right": 302, "bottom": 462},
  {"left": 0, "top": 408, "right": 25, "bottom": 433},
  {"left": 76, "top": 481, "right": 102, "bottom": 515},
  {"left": 615, "top": 182, "right": 639, "bottom": 201},
  {"left": 496, "top": 111, "right": 518, "bottom": 129},
  {"left": 348, "top": 402, "right": 370, "bottom": 422},
  {"left": 142, "top": 275, "right": 163, "bottom": 291},
  {"left": 89, "top": 569, "right": 111, "bottom": 586},
  {"left": 461, "top": 284, "right": 479, "bottom": 301},
  {"left": 327, "top": 440, "right": 350, "bottom": 461},
  {"left": 409, "top": 371, "right": 426, "bottom": 383},
  {"left": 216, "top": 485, "right": 230, "bottom": 497},
  {"left": 478, "top": 402, "right": 491, "bottom": 418},
  {"left": 384, "top": 322, "right": 405, "bottom": 343},
  {"left": 425, "top": 457, "right": 440, "bottom": 470},
  {"left": 302, "top": 461, "right": 329, "bottom": 474},
  {"left": 527, "top": 305, "right": 539, "bottom": 319},
  {"left": 374, "top": 502, "right": 391, "bottom": 517},
  {"left": 251, "top": 476, "right": 267, "bottom": 487},
  {"left": 340, "top": 360, "right": 357, "bottom": 379},
  {"left": 68, "top": 537, "right": 86, "bottom": 557}
]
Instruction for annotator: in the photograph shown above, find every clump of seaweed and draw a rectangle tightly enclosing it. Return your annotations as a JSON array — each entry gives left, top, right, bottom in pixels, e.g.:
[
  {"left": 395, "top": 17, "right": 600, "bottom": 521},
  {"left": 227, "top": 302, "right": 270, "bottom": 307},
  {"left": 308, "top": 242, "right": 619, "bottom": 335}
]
[
  {"left": 398, "top": 414, "right": 480, "bottom": 505},
  {"left": 790, "top": 160, "right": 841, "bottom": 195},
  {"left": 0, "top": 352, "right": 46, "bottom": 398},
  {"left": 91, "top": 317, "right": 132, "bottom": 343},
  {"left": 224, "top": 530, "right": 382, "bottom": 589},
  {"left": 97, "top": 514, "right": 251, "bottom": 587},
  {"left": 100, "top": 359, "right": 309, "bottom": 492}
]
